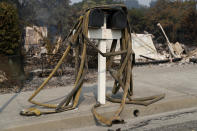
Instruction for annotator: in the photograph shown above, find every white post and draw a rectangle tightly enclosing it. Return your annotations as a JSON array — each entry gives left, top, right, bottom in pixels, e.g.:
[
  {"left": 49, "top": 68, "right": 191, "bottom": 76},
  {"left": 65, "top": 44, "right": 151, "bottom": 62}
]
[
  {"left": 98, "top": 40, "right": 106, "bottom": 104},
  {"left": 88, "top": 16, "right": 121, "bottom": 105}
]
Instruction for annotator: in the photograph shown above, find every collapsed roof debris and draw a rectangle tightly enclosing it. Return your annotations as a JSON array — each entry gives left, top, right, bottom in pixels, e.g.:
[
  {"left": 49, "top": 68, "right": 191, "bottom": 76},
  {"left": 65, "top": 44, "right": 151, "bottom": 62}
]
[{"left": 131, "top": 33, "right": 165, "bottom": 61}]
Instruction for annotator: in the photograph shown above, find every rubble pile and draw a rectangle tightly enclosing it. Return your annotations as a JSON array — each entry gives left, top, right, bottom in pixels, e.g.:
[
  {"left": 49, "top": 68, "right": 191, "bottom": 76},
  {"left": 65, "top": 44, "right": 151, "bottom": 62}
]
[
  {"left": 22, "top": 23, "right": 197, "bottom": 78},
  {"left": 132, "top": 23, "right": 197, "bottom": 65},
  {"left": 134, "top": 41, "right": 197, "bottom": 66}
]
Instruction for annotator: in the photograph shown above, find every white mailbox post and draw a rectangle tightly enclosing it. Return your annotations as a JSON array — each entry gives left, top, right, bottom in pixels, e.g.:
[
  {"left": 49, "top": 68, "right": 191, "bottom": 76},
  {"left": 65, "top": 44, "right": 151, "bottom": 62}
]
[{"left": 88, "top": 17, "right": 122, "bottom": 104}]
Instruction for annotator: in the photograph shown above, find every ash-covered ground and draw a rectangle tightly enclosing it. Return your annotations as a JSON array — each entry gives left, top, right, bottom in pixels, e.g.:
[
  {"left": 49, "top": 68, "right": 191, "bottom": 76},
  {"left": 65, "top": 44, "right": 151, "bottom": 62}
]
[{"left": 0, "top": 61, "right": 196, "bottom": 94}]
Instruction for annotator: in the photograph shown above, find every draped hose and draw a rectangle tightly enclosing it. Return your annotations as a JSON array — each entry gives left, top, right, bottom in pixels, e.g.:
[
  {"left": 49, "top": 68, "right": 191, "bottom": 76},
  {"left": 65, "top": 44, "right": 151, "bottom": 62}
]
[{"left": 20, "top": 5, "right": 165, "bottom": 126}]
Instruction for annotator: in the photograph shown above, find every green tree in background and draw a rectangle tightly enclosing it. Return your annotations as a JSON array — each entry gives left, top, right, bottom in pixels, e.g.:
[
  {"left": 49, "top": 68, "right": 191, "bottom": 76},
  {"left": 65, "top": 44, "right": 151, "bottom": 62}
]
[
  {"left": 80, "top": 0, "right": 120, "bottom": 10},
  {"left": 144, "top": 0, "right": 197, "bottom": 45},
  {"left": 1, "top": 0, "right": 37, "bottom": 25},
  {"left": 0, "top": 2, "right": 21, "bottom": 55},
  {"left": 128, "top": 8, "right": 147, "bottom": 33},
  {"left": 181, "top": 3, "right": 197, "bottom": 45}
]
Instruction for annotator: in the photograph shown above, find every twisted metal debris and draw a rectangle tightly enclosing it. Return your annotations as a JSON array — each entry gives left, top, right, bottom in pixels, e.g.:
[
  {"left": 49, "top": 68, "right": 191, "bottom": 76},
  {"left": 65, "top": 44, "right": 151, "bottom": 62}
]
[{"left": 20, "top": 5, "right": 165, "bottom": 126}]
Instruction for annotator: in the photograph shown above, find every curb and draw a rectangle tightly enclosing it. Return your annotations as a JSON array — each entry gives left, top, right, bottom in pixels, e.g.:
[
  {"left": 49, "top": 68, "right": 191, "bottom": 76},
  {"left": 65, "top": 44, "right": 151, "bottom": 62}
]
[{"left": 2, "top": 96, "right": 197, "bottom": 131}]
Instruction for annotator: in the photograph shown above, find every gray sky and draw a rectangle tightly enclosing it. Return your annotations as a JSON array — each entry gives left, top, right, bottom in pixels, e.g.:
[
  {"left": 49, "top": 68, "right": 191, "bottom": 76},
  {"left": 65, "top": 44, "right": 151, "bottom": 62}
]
[{"left": 71, "top": 0, "right": 152, "bottom": 6}]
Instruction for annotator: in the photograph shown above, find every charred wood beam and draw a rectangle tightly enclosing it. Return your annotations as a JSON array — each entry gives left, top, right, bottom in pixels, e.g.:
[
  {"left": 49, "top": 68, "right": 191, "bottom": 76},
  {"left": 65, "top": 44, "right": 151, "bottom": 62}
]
[
  {"left": 135, "top": 58, "right": 182, "bottom": 66},
  {"left": 139, "top": 55, "right": 156, "bottom": 61}
]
